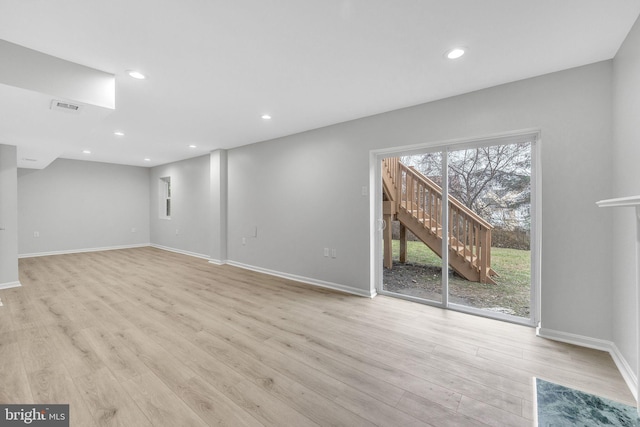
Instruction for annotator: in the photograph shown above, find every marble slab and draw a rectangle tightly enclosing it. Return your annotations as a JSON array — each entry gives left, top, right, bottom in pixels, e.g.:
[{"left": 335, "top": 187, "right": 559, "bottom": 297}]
[{"left": 536, "top": 378, "right": 640, "bottom": 426}]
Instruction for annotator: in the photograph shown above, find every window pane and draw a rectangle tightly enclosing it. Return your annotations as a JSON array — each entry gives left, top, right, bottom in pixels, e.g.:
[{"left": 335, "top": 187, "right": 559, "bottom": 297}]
[{"left": 160, "top": 177, "right": 172, "bottom": 218}]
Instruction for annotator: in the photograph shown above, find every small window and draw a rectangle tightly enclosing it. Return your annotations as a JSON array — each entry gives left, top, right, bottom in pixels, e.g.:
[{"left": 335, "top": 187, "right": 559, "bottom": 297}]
[{"left": 160, "top": 177, "right": 171, "bottom": 219}]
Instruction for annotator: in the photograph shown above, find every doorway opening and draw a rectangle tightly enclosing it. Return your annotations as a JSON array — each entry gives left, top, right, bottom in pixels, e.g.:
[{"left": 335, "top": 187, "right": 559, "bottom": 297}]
[{"left": 373, "top": 132, "right": 539, "bottom": 326}]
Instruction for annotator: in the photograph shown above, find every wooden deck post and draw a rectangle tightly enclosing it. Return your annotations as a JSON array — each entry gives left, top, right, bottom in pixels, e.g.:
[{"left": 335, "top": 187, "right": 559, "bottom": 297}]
[
  {"left": 383, "top": 213, "right": 393, "bottom": 269},
  {"left": 479, "top": 227, "right": 488, "bottom": 283},
  {"left": 399, "top": 223, "right": 407, "bottom": 264}
]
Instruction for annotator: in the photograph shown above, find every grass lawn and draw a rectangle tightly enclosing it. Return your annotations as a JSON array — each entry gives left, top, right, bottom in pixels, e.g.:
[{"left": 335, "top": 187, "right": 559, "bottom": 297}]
[{"left": 386, "top": 240, "right": 531, "bottom": 318}]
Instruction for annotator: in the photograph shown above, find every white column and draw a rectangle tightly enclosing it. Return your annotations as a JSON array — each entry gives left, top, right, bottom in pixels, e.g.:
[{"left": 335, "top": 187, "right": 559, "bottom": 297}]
[
  {"left": 209, "top": 150, "right": 228, "bottom": 264},
  {"left": 0, "top": 144, "right": 20, "bottom": 288}
]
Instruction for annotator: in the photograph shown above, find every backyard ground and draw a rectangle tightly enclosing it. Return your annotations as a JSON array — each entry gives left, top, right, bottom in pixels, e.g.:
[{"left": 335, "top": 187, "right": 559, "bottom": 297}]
[{"left": 383, "top": 240, "right": 531, "bottom": 318}]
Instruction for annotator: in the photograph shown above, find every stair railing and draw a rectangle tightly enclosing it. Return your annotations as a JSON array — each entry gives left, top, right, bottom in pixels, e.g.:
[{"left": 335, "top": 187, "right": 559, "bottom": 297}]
[{"left": 383, "top": 157, "right": 494, "bottom": 283}]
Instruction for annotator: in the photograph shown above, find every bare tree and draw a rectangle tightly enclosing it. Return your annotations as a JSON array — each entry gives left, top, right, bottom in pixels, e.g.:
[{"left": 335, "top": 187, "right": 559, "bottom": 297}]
[{"left": 403, "top": 142, "right": 531, "bottom": 229}]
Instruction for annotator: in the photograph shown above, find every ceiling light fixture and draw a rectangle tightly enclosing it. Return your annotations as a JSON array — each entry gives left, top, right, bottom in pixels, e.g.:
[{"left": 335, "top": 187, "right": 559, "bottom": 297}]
[
  {"left": 261, "top": 114, "right": 272, "bottom": 120},
  {"left": 82, "top": 150, "right": 91, "bottom": 154},
  {"left": 114, "top": 131, "right": 125, "bottom": 136},
  {"left": 188, "top": 144, "right": 197, "bottom": 148},
  {"left": 144, "top": 158, "right": 151, "bottom": 162},
  {"left": 446, "top": 47, "right": 466, "bottom": 60},
  {"left": 127, "top": 70, "right": 146, "bottom": 80}
]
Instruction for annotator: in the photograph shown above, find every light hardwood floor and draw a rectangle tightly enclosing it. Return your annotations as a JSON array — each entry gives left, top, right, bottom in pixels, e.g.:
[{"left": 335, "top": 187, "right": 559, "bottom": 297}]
[{"left": 0, "top": 247, "right": 634, "bottom": 426}]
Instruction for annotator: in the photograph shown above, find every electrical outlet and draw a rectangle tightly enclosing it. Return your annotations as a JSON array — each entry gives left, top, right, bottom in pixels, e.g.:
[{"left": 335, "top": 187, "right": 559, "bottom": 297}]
[
  {"left": 176, "top": 229, "right": 179, "bottom": 235},
  {"left": 242, "top": 237, "right": 246, "bottom": 245},
  {"left": 331, "top": 248, "right": 337, "bottom": 258},
  {"left": 33, "top": 231, "right": 39, "bottom": 238},
  {"left": 323, "top": 248, "right": 329, "bottom": 257},
  {"left": 361, "top": 186, "right": 368, "bottom": 196},
  {"left": 131, "top": 228, "right": 137, "bottom": 233}
]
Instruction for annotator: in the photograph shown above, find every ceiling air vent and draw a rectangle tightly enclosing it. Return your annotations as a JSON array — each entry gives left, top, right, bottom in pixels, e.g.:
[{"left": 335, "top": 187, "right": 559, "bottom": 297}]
[{"left": 50, "top": 100, "right": 81, "bottom": 113}]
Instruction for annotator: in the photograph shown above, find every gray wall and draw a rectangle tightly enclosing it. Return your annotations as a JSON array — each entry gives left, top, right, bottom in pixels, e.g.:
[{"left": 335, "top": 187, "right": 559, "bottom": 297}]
[
  {"left": 18, "top": 158, "right": 150, "bottom": 255},
  {"left": 149, "top": 154, "right": 212, "bottom": 258},
  {"left": 612, "top": 16, "right": 640, "bottom": 380},
  {"left": 0, "top": 144, "right": 19, "bottom": 286},
  {"left": 228, "top": 61, "right": 614, "bottom": 341}
]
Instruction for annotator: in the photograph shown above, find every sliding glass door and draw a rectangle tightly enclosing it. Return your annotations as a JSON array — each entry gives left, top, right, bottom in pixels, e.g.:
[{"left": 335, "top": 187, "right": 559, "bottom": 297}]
[{"left": 380, "top": 134, "right": 536, "bottom": 324}]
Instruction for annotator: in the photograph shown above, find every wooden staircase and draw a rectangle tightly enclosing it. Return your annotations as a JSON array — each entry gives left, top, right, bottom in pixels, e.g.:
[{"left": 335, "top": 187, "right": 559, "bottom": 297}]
[{"left": 382, "top": 157, "right": 497, "bottom": 284}]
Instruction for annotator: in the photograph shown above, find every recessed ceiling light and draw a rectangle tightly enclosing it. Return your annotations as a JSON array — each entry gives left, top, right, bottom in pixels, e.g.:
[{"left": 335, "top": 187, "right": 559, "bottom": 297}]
[
  {"left": 114, "top": 131, "right": 125, "bottom": 136},
  {"left": 446, "top": 48, "right": 466, "bottom": 60},
  {"left": 82, "top": 150, "right": 91, "bottom": 154},
  {"left": 261, "top": 114, "right": 272, "bottom": 120},
  {"left": 127, "top": 70, "right": 146, "bottom": 80},
  {"left": 188, "top": 144, "right": 197, "bottom": 148},
  {"left": 144, "top": 158, "right": 151, "bottom": 162}
]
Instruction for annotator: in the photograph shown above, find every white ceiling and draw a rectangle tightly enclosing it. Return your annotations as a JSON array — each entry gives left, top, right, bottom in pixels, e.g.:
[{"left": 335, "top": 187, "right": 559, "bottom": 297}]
[{"left": 1, "top": 0, "right": 639, "bottom": 168}]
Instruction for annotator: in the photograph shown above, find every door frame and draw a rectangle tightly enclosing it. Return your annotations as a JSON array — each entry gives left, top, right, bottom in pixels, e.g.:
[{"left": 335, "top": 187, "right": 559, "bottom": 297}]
[{"left": 370, "top": 129, "right": 542, "bottom": 327}]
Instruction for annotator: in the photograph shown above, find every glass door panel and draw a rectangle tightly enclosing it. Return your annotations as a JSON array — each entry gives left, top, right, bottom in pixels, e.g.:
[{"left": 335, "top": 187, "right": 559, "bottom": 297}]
[
  {"left": 382, "top": 153, "right": 444, "bottom": 304},
  {"left": 446, "top": 143, "right": 532, "bottom": 320}
]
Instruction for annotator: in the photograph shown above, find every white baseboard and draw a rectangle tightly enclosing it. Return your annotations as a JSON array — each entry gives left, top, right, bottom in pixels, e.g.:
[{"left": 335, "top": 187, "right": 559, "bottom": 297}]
[
  {"left": 536, "top": 326, "right": 612, "bottom": 352},
  {"left": 226, "top": 260, "right": 376, "bottom": 298},
  {"left": 18, "top": 243, "right": 150, "bottom": 259},
  {"left": 537, "top": 326, "right": 637, "bottom": 401},
  {"left": 152, "top": 246, "right": 374, "bottom": 297},
  {"left": 151, "top": 246, "right": 372, "bottom": 297},
  {"left": 0, "top": 281, "right": 21, "bottom": 290},
  {"left": 610, "top": 342, "right": 638, "bottom": 402},
  {"left": 149, "top": 244, "right": 210, "bottom": 260}
]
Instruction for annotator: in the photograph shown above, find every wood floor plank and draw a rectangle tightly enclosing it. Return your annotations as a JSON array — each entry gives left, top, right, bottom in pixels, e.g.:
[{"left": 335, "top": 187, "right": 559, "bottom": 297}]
[
  {"left": 120, "top": 373, "right": 209, "bottom": 427},
  {"left": 4, "top": 287, "right": 47, "bottom": 331},
  {"left": 26, "top": 363, "right": 97, "bottom": 427},
  {"left": 44, "top": 321, "right": 106, "bottom": 379},
  {"left": 476, "top": 346, "right": 631, "bottom": 402},
  {"left": 395, "top": 391, "right": 490, "bottom": 427},
  {"left": 247, "top": 296, "right": 533, "bottom": 407},
  {"left": 79, "top": 327, "right": 151, "bottom": 382},
  {"left": 1, "top": 247, "right": 633, "bottom": 427},
  {"left": 17, "top": 326, "right": 63, "bottom": 374},
  {"left": 177, "top": 376, "right": 264, "bottom": 427},
  {"left": 74, "top": 367, "right": 153, "bottom": 427},
  {"left": 111, "top": 327, "right": 263, "bottom": 427},
  {"left": 0, "top": 332, "right": 34, "bottom": 403},
  {"left": 0, "top": 298, "right": 15, "bottom": 334},
  {"left": 457, "top": 395, "right": 530, "bottom": 427},
  {"left": 125, "top": 310, "right": 332, "bottom": 427},
  {"left": 191, "top": 330, "right": 377, "bottom": 427},
  {"left": 224, "top": 379, "right": 319, "bottom": 427},
  {"left": 194, "top": 329, "right": 423, "bottom": 426}
]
